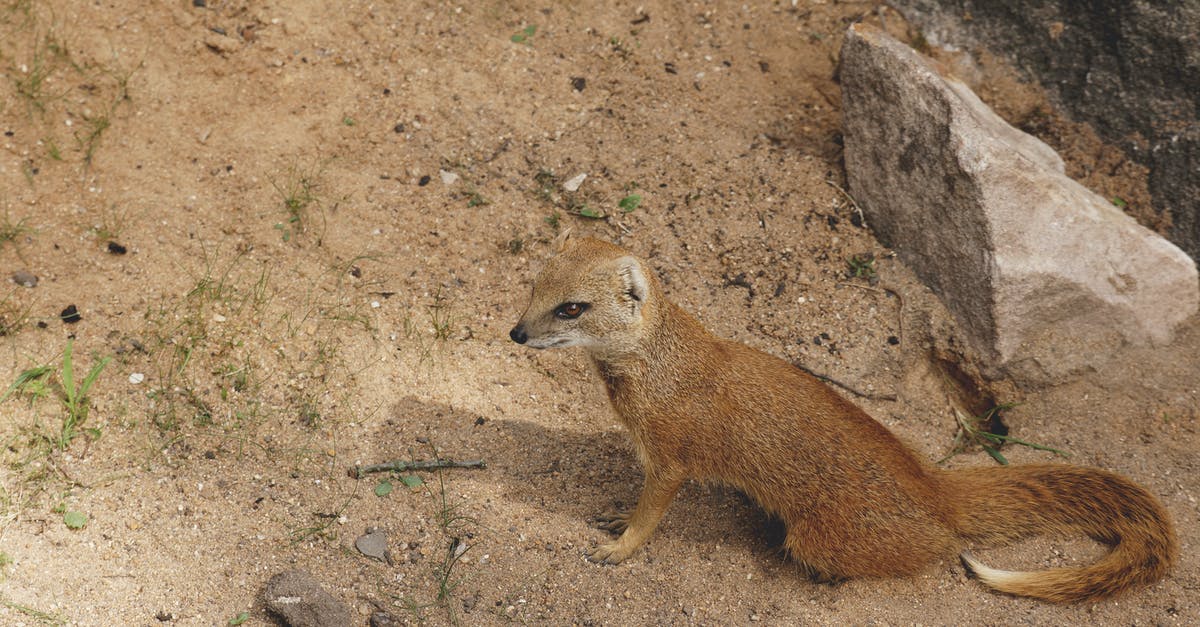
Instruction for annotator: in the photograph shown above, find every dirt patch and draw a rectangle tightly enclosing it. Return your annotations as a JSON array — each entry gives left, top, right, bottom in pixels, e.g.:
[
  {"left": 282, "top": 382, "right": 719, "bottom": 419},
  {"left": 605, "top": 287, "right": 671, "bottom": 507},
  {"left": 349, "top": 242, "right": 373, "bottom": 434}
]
[{"left": 0, "top": 2, "right": 1195, "bottom": 625}]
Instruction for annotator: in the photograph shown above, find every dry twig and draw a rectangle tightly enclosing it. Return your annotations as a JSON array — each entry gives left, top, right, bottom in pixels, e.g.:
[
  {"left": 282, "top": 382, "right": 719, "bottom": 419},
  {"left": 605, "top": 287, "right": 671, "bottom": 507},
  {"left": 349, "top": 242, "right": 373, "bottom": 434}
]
[{"left": 351, "top": 458, "right": 486, "bottom": 479}]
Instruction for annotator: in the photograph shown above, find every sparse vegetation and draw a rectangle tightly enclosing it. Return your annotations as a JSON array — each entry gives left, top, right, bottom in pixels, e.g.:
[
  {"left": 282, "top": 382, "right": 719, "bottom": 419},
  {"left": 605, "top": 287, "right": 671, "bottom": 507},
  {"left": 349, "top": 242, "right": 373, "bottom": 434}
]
[
  {"left": 1, "top": 340, "right": 111, "bottom": 451},
  {"left": 510, "top": 24, "right": 536, "bottom": 44},
  {"left": 0, "top": 212, "right": 31, "bottom": 248},
  {"left": 847, "top": 253, "right": 877, "bottom": 280},
  {"left": 0, "top": 595, "right": 64, "bottom": 626},
  {"left": 618, "top": 193, "right": 642, "bottom": 213},
  {"left": 62, "top": 509, "right": 87, "bottom": 529},
  {"left": 939, "top": 404, "right": 1069, "bottom": 465},
  {"left": 427, "top": 288, "right": 454, "bottom": 341},
  {"left": 270, "top": 161, "right": 326, "bottom": 243}
]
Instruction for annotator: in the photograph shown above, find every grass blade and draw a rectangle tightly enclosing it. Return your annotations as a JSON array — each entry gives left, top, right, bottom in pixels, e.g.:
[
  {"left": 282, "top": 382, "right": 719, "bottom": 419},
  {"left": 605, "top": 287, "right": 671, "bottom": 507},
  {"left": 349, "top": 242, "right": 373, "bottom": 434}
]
[
  {"left": 0, "top": 365, "right": 51, "bottom": 403},
  {"left": 61, "top": 340, "right": 76, "bottom": 401},
  {"left": 78, "top": 356, "right": 112, "bottom": 398}
]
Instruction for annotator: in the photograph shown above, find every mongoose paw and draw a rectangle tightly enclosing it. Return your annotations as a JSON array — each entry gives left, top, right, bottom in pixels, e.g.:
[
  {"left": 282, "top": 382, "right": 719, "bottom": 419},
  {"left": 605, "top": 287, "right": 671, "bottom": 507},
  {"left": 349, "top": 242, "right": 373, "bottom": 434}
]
[
  {"left": 592, "top": 510, "right": 631, "bottom": 534},
  {"left": 586, "top": 541, "right": 633, "bottom": 565}
]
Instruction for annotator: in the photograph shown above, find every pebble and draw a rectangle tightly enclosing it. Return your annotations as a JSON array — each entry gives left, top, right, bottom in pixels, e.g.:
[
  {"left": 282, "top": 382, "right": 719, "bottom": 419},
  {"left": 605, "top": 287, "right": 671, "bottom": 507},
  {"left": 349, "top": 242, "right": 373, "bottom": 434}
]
[
  {"left": 12, "top": 270, "right": 37, "bottom": 287},
  {"left": 370, "top": 612, "right": 400, "bottom": 627},
  {"left": 129, "top": 373, "right": 146, "bottom": 385},
  {"left": 355, "top": 529, "right": 391, "bottom": 563},
  {"left": 106, "top": 241, "right": 128, "bottom": 255},
  {"left": 563, "top": 173, "right": 588, "bottom": 192},
  {"left": 439, "top": 169, "right": 459, "bottom": 185}
]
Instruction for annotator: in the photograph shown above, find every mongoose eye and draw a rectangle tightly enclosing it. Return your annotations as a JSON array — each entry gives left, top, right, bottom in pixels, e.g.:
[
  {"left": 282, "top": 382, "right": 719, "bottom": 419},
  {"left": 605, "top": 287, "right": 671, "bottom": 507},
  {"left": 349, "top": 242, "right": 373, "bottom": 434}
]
[{"left": 555, "top": 302, "right": 589, "bottom": 319}]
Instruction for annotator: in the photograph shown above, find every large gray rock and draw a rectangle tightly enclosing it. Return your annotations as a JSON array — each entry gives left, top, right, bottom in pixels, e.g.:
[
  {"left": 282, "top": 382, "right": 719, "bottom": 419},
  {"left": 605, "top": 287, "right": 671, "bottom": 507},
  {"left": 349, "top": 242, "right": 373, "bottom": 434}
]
[
  {"left": 894, "top": 0, "right": 1200, "bottom": 264},
  {"left": 840, "top": 24, "right": 1199, "bottom": 383}
]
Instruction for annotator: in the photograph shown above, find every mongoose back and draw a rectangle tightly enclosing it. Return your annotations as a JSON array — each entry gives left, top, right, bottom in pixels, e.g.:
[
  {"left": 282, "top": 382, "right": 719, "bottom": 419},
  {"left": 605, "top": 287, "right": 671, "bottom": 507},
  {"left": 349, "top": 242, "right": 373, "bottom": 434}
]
[{"left": 509, "top": 233, "right": 1177, "bottom": 604}]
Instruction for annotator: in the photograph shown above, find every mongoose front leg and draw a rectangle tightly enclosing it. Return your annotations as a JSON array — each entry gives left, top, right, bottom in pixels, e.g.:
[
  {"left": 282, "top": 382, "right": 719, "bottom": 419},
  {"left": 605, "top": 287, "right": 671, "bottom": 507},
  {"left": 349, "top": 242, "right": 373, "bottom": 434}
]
[{"left": 587, "top": 470, "right": 683, "bottom": 564}]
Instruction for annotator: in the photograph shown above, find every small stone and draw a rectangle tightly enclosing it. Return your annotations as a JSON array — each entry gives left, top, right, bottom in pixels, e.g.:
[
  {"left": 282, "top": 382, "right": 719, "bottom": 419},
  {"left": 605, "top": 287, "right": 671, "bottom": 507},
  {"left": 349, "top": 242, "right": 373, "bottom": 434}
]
[
  {"left": 129, "top": 372, "right": 145, "bottom": 385},
  {"left": 370, "top": 612, "right": 400, "bottom": 627},
  {"left": 212, "top": 313, "right": 227, "bottom": 323},
  {"left": 393, "top": 123, "right": 404, "bottom": 133},
  {"left": 570, "top": 76, "right": 586, "bottom": 91},
  {"left": 263, "top": 569, "right": 352, "bottom": 627},
  {"left": 12, "top": 271, "right": 37, "bottom": 287},
  {"left": 106, "top": 241, "right": 127, "bottom": 255},
  {"left": 418, "top": 175, "right": 430, "bottom": 186},
  {"left": 355, "top": 529, "right": 391, "bottom": 563},
  {"left": 60, "top": 305, "right": 81, "bottom": 324},
  {"left": 439, "top": 169, "right": 459, "bottom": 185},
  {"left": 563, "top": 173, "right": 587, "bottom": 192},
  {"left": 203, "top": 31, "right": 240, "bottom": 55}
]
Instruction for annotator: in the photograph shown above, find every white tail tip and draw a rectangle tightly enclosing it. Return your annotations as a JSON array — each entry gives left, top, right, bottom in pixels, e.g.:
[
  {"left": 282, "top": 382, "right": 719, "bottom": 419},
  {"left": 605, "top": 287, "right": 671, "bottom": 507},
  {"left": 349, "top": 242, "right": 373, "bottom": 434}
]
[{"left": 960, "top": 551, "right": 1024, "bottom": 587}]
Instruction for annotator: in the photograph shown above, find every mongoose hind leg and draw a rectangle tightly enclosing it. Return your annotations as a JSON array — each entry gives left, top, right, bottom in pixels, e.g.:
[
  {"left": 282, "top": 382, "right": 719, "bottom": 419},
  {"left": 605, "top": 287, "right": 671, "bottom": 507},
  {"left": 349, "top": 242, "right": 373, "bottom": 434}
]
[{"left": 587, "top": 471, "right": 683, "bottom": 565}]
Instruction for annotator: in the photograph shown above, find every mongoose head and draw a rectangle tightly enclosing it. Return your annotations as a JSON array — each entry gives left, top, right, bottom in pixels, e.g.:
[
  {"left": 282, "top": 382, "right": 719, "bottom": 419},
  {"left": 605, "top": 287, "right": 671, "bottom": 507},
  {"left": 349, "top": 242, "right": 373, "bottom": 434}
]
[{"left": 510, "top": 231, "right": 655, "bottom": 356}]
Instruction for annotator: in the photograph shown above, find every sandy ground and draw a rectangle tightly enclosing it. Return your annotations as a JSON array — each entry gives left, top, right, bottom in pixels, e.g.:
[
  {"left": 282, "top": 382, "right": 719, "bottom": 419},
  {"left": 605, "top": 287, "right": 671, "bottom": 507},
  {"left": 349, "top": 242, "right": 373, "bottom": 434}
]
[{"left": 0, "top": 1, "right": 1195, "bottom": 625}]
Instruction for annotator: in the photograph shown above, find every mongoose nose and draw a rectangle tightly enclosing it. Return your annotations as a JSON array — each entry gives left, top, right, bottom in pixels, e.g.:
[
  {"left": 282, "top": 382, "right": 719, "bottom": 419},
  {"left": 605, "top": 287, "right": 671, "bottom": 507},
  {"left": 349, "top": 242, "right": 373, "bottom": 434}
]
[{"left": 509, "top": 325, "right": 527, "bottom": 344}]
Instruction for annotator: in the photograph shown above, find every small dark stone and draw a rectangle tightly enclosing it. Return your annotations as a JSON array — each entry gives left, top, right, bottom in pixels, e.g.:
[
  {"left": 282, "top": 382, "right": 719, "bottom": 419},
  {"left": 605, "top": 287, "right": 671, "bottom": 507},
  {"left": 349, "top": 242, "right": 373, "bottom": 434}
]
[
  {"left": 664, "top": 62, "right": 677, "bottom": 74},
  {"left": 107, "top": 241, "right": 128, "bottom": 255},
  {"left": 393, "top": 122, "right": 405, "bottom": 133},
  {"left": 474, "top": 416, "right": 486, "bottom": 426},
  {"left": 37, "top": 321, "right": 48, "bottom": 329},
  {"left": 887, "top": 336, "right": 900, "bottom": 345},
  {"left": 759, "top": 61, "right": 770, "bottom": 73},
  {"left": 61, "top": 305, "right": 82, "bottom": 324},
  {"left": 415, "top": 435, "right": 429, "bottom": 444},
  {"left": 192, "top": 0, "right": 206, "bottom": 6},
  {"left": 349, "top": 266, "right": 362, "bottom": 278},
  {"left": 3, "top": 130, "right": 13, "bottom": 137},
  {"left": 570, "top": 76, "right": 586, "bottom": 92},
  {"left": 813, "top": 335, "right": 822, "bottom": 346},
  {"left": 204, "top": 450, "right": 217, "bottom": 460},
  {"left": 155, "top": 610, "right": 174, "bottom": 622},
  {"left": 418, "top": 175, "right": 430, "bottom": 186},
  {"left": 382, "top": 87, "right": 391, "bottom": 96}
]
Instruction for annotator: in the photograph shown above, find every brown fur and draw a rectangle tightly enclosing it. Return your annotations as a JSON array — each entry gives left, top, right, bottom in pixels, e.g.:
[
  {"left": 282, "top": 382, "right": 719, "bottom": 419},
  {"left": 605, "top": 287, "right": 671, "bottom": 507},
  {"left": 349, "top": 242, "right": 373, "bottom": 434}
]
[{"left": 509, "top": 235, "right": 1177, "bottom": 603}]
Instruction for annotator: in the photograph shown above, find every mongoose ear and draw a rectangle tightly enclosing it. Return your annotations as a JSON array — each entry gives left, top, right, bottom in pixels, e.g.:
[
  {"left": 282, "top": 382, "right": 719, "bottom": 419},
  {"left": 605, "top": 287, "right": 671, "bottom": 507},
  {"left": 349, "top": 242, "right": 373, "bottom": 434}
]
[
  {"left": 552, "top": 228, "right": 574, "bottom": 253},
  {"left": 615, "top": 256, "right": 648, "bottom": 308}
]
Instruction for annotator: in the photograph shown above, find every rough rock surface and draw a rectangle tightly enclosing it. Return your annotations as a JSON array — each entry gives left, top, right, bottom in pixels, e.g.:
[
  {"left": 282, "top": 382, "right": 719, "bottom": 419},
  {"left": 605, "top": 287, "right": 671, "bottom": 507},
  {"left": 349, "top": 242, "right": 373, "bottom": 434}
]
[
  {"left": 894, "top": 0, "right": 1200, "bottom": 264},
  {"left": 840, "top": 23, "right": 1199, "bottom": 383},
  {"left": 263, "top": 569, "right": 353, "bottom": 627}
]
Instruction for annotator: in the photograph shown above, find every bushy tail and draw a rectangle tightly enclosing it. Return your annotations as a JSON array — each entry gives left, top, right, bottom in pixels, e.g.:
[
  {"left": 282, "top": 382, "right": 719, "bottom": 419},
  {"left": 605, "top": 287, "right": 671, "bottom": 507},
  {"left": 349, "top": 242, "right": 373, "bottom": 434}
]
[{"left": 943, "top": 464, "right": 1176, "bottom": 603}]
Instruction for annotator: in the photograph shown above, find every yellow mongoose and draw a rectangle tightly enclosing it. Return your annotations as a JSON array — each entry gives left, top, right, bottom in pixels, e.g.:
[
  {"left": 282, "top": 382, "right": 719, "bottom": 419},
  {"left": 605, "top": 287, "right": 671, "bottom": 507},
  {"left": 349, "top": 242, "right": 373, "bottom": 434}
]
[{"left": 509, "top": 233, "right": 1177, "bottom": 603}]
